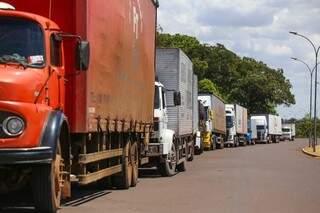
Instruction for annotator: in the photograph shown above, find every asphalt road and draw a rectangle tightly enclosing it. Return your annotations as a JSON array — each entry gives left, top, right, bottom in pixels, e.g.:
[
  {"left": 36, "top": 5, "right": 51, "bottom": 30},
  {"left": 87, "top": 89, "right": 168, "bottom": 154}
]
[{"left": 1, "top": 139, "right": 320, "bottom": 213}]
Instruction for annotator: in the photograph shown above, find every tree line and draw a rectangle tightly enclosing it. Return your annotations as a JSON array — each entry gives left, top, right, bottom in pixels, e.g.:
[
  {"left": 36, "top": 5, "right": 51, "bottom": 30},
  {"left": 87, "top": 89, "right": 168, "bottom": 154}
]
[
  {"left": 285, "top": 116, "right": 320, "bottom": 138},
  {"left": 156, "top": 33, "right": 296, "bottom": 115}
]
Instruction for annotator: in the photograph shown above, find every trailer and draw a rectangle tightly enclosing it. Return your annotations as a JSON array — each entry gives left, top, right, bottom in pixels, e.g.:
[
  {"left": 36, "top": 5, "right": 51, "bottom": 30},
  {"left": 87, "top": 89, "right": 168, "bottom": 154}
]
[
  {"left": 198, "top": 93, "right": 226, "bottom": 150},
  {"left": 0, "top": 1, "right": 158, "bottom": 212},
  {"left": 250, "top": 114, "right": 282, "bottom": 143},
  {"left": 148, "top": 48, "right": 194, "bottom": 176},
  {"left": 225, "top": 104, "right": 248, "bottom": 147}
]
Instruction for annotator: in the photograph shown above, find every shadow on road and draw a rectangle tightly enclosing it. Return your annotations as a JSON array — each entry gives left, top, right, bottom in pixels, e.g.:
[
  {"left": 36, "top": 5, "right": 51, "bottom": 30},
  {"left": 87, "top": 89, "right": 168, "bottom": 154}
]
[
  {"left": 139, "top": 167, "right": 162, "bottom": 179},
  {"left": 0, "top": 184, "right": 112, "bottom": 212}
]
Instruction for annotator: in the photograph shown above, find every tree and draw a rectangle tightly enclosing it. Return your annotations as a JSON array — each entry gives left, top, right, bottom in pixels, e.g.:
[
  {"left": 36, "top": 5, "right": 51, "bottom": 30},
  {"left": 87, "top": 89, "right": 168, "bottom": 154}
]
[
  {"left": 199, "top": 79, "right": 222, "bottom": 98},
  {"left": 156, "top": 33, "right": 296, "bottom": 115},
  {"left": 295, "top": 115, "right": 320, "bottom": 138}
]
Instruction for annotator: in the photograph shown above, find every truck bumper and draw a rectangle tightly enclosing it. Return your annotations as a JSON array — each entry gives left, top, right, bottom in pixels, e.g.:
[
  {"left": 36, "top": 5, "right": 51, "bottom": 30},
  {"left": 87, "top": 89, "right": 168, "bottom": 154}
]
[
  {"left": 0, "top": 147, "right": 53, "bottom": 165},
  {"left": 225, "top": 140, "right": 235, "bottom": 145}
]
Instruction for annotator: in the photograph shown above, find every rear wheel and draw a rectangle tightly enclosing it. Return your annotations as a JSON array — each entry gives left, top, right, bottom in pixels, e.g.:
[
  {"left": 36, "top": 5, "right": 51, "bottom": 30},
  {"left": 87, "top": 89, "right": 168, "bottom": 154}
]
[
  {"left": 158, "top": 142, "right": 176, "bottom": 177},
  {"left": 112, "top": 139, "right": 132, "bottom": 189},
  {"left": 187, "top": 140, "right": 194, "bottom": 161},
  {"left": 131, "top": 141, "right": 139, "bottom": 187},
  {"left": 210, "top": 136, "right": 216, "bottom": 150},
  {"left": 32, "top": 142, "right": 64, "bottom": 213},
  {"left": 176, "top": 158, "right": 186, "bottom": 172},
  {"left": 177, "top": 141, "right": 187, "bottom": 172}
]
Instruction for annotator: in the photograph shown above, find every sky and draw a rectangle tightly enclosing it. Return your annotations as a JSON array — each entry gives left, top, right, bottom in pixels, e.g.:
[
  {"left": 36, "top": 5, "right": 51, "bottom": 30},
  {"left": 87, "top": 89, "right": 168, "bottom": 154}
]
[{"left": 157, "top": 0, "right": 320, "bottom": 119}]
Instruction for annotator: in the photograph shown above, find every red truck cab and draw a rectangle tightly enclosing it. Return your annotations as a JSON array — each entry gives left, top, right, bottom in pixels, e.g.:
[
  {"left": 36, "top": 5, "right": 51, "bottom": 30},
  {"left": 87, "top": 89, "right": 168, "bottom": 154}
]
[{"left": 0, "top": 2, "right": 89, "bottom": 212}]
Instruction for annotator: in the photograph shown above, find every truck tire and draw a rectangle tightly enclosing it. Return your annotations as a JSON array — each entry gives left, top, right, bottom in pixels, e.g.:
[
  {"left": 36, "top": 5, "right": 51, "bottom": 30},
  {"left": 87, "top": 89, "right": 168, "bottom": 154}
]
[
  {"left": 211, "top": 137, "right": 216, "bottom": 150},
  {"left": 158, "top": 142, "right": 176, "bottom": 177},
  {"left": 176, "top": 158, "right": 186, "bottom": 172},
  {"left": 177, "top": 140, "right": 187, "bottom": 172},
  {"left": 111, "top": 140, "right": 132, "bottom": 189},
  {"left": 131, "top": 141, "right": 139, "bottom": 187},
  {"left": 195, "top": 141, "right": 204, "bottom": 155},
  {"left": 32, "top": 142, "right": 63, "bottom": 213},
  {"left": 187, "top": 140, "right": 194, "bottom": 161}
]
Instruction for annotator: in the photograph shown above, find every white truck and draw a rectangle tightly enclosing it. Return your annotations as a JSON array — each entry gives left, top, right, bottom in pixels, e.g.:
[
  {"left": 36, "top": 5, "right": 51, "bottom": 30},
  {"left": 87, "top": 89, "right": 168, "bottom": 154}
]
[
  {"left": 250, "top": 114, "right": 282, "bottom": 143},
  {"left": 147, "top": 48, "right": 195, "bottom": 177},
  {"left": 192, "top": 75, "right": 202, "bottom": 154},
  {"left": 281, "top": 123, "right": 296, "bottom": 141},
  {"left": 225, "top": 104, "right": 248, "bottom": 147},
  {"left": 198, "top": 94, "right": 226, "bottom": 150}
]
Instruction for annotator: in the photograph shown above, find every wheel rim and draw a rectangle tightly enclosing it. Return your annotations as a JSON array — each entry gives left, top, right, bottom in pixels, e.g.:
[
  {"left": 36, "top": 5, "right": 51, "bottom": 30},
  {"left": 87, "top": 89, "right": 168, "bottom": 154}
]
[
  {"left": 127, "top": 142, "right": 133, "bottom": 186},
  {"left": 131, "top": 142, "right": 138, "bottom": 178},
  {"left": 168, "top": 144, "right": 176, "bottom": 170},
  {"left": 54, "top": 146, "right": 64, "bottom": 205}
]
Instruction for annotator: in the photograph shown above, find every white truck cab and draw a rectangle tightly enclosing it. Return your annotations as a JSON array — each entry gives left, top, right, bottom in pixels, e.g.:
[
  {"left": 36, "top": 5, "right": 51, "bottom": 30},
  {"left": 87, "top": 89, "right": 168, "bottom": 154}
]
[
  {"left": 148, "top": 82, "right": 186, "bottom": 177},
  {"left": 225, "top": 105, "right": 236, "bottom": 145},
  {"left": 250, "top": 116, "right": 268, "bottom": 143},
  {"left": 281, "top": 123, "right": 296, "bottom": 141},
  {"left": 150, "top": 82, "right": 173, "bottom": 156}
]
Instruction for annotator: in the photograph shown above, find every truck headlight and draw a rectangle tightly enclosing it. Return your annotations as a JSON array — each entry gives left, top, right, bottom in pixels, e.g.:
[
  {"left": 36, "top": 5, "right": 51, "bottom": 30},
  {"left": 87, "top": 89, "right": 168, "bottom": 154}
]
[{"left": 2, "top": 116, "right": 25, "bottom": 136}]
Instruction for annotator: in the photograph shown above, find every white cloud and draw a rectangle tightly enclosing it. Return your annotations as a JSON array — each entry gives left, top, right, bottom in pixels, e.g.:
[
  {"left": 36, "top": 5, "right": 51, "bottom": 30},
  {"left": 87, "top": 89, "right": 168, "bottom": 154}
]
[{"left": 158, "top": 0, "right": 320, "bottom": 118}]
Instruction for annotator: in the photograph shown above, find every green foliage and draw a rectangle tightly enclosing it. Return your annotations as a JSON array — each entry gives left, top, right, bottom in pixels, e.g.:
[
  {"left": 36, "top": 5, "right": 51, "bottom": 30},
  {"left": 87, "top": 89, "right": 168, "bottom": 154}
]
[
  {"left": 199, "top": 79, "right": 222, "bottom": 98},
  {"left": 294, "top": 115, "right": 320, "bottom": 138},
  {"left": 156, "top": 33, "right": 296, "bottom": 115}
]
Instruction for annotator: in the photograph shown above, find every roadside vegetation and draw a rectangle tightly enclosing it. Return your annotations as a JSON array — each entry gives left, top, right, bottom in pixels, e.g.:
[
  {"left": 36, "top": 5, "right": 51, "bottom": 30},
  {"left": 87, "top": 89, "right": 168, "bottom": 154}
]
[
  {"left": 285, "top": 116, "right": 320, "bottom": 138},
  {"left": 156, "top": 33, "right": 296, "bottom": 115}
]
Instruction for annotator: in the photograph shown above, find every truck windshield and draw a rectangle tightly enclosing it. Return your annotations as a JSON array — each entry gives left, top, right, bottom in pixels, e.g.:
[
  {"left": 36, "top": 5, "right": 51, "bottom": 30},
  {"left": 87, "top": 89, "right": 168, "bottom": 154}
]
[
  {"left": 282, "top": 128, "right": 290, "bottom": 132},
  {"left": 226, "top": 116, "right": 234, "bottom": 128},
  {"left": 154, "top": 85, "right": 160, "bottom": 109},
  {"left": 0, "top": 17, "right": 45, "bottom": 68},
  {"left": 257, "top": 125, "right": 265, "bottom": 130}
]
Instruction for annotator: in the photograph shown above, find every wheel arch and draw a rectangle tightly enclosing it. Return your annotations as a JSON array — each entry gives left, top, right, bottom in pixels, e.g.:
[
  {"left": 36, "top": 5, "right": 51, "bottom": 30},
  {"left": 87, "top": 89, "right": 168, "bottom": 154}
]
[
  {"left": 161, "top": 129, "right": 175, "bottom": 155},
  {"left": 40, "top": 110, "right": 71, "bottom": 161}
]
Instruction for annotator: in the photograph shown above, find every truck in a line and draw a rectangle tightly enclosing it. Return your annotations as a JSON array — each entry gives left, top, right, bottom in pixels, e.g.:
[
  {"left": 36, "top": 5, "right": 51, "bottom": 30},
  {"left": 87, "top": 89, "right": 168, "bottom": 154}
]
[
  {"left": 148, "top": 48, "right": 195, "bottom": 176},
  {"left": 250, "top": 114, "right": 282, "bottom": 143},
  {"left": 195, "top": 100, "right": 206, "bottom": 154},
  {"left": 192, "top": 74, "right": 203, "bottom": 155},
  {"left": 225, "top": 104, "right": 248, "bottom": 147},
  {"left": 280, "top": 123, "right": 296, "bottom": 141},
  {"left": 0, "top": 0, "right": 158, "bottom": 212},
  {"left": 198, "top": 93, "right": 226, "bottom": 150}
]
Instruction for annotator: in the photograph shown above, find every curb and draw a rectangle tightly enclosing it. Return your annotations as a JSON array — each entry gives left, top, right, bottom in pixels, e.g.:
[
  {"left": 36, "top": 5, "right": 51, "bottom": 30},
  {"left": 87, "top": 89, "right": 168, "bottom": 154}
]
[{"left": 302, "top": 147, "right": 320, "bottom": 158}]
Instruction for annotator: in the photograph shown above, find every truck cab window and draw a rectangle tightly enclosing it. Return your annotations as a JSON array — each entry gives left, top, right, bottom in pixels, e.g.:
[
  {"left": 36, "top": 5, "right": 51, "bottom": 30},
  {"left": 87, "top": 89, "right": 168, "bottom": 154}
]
[
  {"left": 50, "top": 34, "right": 62, "bottom": 67},
  {"left": 161, "top": 88, "right": 166, "bottom": 109},
  {"left": 0, "top": 17, "right": 45, "bottom": 68},
  {"left": 226, "top": 116, "right": 234, "bottom": 128},
  {"left": 154, "top": 86, "right": 160, "bottom": 109}
]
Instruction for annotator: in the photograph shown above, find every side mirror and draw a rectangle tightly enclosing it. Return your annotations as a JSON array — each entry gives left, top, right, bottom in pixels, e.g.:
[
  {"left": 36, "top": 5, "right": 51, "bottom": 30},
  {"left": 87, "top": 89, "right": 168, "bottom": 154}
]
[
  {"left": 173, "top": 91, "right": 181, "bottom": 106},
  {"left": 76, "top": 41, "right": 90, "bottom": 71}
]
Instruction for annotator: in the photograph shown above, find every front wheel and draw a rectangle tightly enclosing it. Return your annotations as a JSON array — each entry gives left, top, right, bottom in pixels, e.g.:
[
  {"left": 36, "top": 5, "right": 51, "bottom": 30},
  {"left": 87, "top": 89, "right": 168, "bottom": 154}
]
[
  {"left": 158, "top": 142, "right": 177, "bottom": 177},
  {"left": 32, "top": 142, "right": 64, "bottom": 213},
  {"left": 176, "top": 158, "right": 186, "bottom": 172}
]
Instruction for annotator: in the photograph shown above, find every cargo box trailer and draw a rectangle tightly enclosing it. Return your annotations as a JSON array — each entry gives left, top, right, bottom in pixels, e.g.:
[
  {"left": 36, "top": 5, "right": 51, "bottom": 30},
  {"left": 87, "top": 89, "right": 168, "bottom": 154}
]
[
  {"left": 198, "top": 93, "right": 226, "bottom": 150},
  {"left": 148, "top": 48, "right": 194, "bottom": 176},
  {"left": 225, "top": 104, "right": 248, "bottom": 147},
  {"left": 0, "top": 1, "right": 158, "bottom": 212},
  {"left": 250, "top": 114, "right": 282, "bottom": 143}
]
